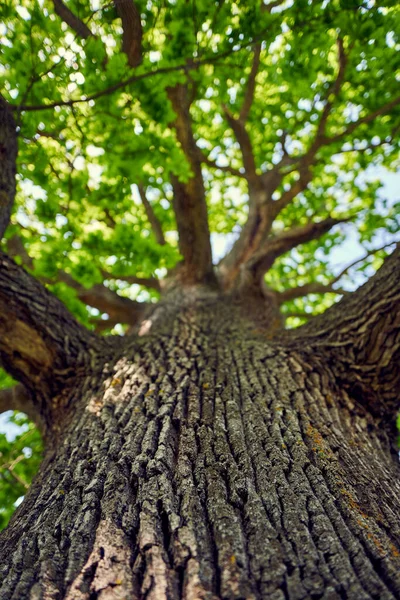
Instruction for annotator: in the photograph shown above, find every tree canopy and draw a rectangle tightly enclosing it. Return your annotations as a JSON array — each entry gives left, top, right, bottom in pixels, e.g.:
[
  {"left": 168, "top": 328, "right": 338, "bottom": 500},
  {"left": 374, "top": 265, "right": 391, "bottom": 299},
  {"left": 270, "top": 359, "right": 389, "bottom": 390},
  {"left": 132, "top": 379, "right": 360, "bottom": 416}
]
[{"left": 0, "top": 0, "right": 399, "bottom": 527}]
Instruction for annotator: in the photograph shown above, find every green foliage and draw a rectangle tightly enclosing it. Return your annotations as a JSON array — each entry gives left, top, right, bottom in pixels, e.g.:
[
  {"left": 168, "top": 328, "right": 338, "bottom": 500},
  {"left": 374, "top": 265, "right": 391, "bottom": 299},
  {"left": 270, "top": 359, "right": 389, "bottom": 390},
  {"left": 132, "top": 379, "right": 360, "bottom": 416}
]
[
  {"left": 0, "top": 0, "right": 399, "bottom": 527},
  {"left": 0, "top": 412, "right": 43, "bottom": 530}
]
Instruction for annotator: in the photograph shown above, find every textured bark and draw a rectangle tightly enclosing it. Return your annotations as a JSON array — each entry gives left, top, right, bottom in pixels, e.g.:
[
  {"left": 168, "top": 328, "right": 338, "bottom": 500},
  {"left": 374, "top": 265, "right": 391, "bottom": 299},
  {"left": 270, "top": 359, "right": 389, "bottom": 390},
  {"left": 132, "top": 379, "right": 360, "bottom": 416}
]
[
  {"left": 0, "top": 252, "right": 102, "bottom": 431},
  {"left": 0, "top": 282, "right": 399, "bottom": 599},
  {"left": 0, "top": 96, "right": 17, "bottom": 240},
  {"left": 283, "top": 246, "right": 400, "bottom": 421}
]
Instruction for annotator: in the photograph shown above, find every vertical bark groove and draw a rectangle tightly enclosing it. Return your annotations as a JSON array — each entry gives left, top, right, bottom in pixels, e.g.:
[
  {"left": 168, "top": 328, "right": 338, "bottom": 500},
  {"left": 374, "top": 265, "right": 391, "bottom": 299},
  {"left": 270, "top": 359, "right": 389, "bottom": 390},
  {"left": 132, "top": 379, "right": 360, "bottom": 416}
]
[{"left": 0, "top": 300, "right": 399, "bottom": 599}]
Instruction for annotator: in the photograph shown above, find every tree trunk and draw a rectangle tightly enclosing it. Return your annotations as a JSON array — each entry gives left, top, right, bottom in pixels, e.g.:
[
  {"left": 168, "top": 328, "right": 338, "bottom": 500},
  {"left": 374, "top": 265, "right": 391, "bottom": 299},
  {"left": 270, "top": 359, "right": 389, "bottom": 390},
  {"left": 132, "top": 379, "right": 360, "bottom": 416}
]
[{"left": 1, "top": 294, "right": 400, "bottom": 600}]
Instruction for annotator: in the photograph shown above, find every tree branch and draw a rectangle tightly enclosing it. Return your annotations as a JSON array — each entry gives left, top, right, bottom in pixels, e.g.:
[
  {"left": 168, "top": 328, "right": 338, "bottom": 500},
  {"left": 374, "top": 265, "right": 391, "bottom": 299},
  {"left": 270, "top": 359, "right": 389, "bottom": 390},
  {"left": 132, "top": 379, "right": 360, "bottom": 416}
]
[
  {"left": 0, "top": 252, "right": 99, "bottom": 404},
  {"left": 52, "top": 0, "right": 93, "bottom": 39},
  {"left": 278, "top": 242, "right": 399, "bottom": 303},
  {"left": 137, "top": 185, "right": 166, "bottom": 246},
  {"left": 168, "top": 84, "right": 215, "bottom": 284},
  {"left": 6, "top": 235, "right": 34, "bottom": 269},
  {"left": 222, "top": 104, "right": 263, "bottom": 200},
  {"left": 14, "top": 42, "right": 268, "bottom": 112},
  {"left": 239, "top": 43, "right": 261, "bottom": 123},
  {"left": 327, "top": 95, "right": 400, "bottom": 145},
  {"left": 309, "top": 39, "right": 347, "bottom": 153},
  {"left": 5, "top": 235, "right": 148, "bottom": 326},
  {"left": 284, "top": 246, "right": 400, "bottom": 419},
  {"left": 270, "top": 169, "right": 313, "bottom": 218},
  {"left": 247, "top": 215, "right": 350, "bottom": 281},
  {"left": 114, "top": 0, "right": 143, "bottom": 67},
  {"left": 270, "top": 40, "right": 348, "bottom": 220},
  {"left": 0, "top": 96, "right": 17, "bottom": 240},
  {"left": 54, "top": 271, "right": 147, "bottom": 327},
  {"left": 261, "top": 0, "right": 288, "bottom": 12}
]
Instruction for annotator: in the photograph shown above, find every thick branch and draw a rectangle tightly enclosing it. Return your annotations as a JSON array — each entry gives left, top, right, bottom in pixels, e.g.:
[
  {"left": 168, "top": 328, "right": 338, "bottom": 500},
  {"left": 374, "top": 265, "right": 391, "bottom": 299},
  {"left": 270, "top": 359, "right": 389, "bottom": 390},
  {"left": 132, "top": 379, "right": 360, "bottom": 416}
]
[
  {"left": 55, "top": 271, "right": 147, "bottom": 326},
  {"left": 0, "top": 96, "right": 17, "bottom": 240},
  {"left": 168, "top": 84, "right": 214, "bottom": 284},
  {"left": 114, "top": 0, "right": 143, "bottom": 67},
  {"left": 52, "top": 0, "right": 93, "bottom": 39},
  {"left": 248, "top": 216, "right": 350, "bottom": 280},
  {"left": 6, "top": 236, "right": 148, "bottom": 326},
  {"left": 0, "top": 252, "right": 99, "bottom": 398},
  {"left": 137, "top": 185, "right": 166, "bottom": 246},
  {"left": 284, "top": 246, "right": 400, "bottom": 418}
]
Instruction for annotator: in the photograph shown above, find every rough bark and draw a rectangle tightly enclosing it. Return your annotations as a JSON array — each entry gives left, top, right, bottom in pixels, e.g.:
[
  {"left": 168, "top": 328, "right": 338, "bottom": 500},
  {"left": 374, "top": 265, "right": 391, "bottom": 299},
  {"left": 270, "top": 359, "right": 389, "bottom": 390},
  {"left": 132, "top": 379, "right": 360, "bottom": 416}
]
[
  {"left": 0, "top": 280, "right": 399, "bottom": 599},
  {"left": 283, "top": 246, "right": 400, "bottom": 421},
  {"left": 0, "top": 96, "right": 17, "bottom": 240},
  {"left": 0, "top": 252, "right": 103, "bottom": 432}
]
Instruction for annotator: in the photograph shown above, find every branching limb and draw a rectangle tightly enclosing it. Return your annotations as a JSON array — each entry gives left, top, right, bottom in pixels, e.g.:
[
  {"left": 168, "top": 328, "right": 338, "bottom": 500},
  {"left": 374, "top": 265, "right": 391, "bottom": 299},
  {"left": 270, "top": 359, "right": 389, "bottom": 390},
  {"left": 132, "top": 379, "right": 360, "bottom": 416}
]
[
  {"left": 270, "top": 40, "right": 348, "bottom": 220},
  {"left": 137, "top": 185, "right": 166, "bottom": 246},
  {"left": 222, "top": 104, "right": 263, "bottom": 200},
  {"left": 308, "top": 39, "right": 347, "bottom": 154},
  {"left": 221, "top": 45, "right": 264, "bottom": 199},
  {"left": 0, "top": 252, "right": 99, "bottom": 402},
  {"left": 0, "top": 96, "right": 17, "bottom": 240},
  {"left": 247, "top": 216, "right": 350, "bottom": 281},
  {"left": 15, "top": 44, "right": 267, "bottom": 112},
  {"left": 284, "top": 246, "right": 400, "bottom": 419},
  {"left": 52, "top": 0, "right": 93, "bottom": 39},
  {"left": 57, "top": 272, "right": 147, "bottom": 327},
  {"left": 5, "top": 235, "right": 149, "bottom": 325},
  {"left": 168, "top": 84, "right": 215, "bottom": 284},
  {"left": 327, "top": 95, "right": 400, "bottom": 145},
  {"left": 114, "top": 0, "right": 143, "bottom": 67}
]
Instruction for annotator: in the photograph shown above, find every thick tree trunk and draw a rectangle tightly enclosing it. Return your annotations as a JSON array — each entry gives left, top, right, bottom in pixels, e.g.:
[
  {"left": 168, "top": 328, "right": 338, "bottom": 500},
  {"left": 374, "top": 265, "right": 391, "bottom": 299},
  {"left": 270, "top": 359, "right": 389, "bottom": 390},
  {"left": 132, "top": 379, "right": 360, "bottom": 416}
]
[{"left": 1, "top": 294, "right": 400, "bottom": 600}]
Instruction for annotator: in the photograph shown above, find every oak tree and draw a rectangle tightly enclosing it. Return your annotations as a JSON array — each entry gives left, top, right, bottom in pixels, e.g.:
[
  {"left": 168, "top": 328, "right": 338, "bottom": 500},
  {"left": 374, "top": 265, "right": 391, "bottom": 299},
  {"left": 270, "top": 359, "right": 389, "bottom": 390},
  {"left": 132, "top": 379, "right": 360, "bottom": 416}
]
[{"left": 0, "top": 0, "right": 400, "bottom": 598}]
